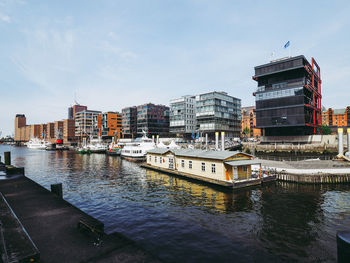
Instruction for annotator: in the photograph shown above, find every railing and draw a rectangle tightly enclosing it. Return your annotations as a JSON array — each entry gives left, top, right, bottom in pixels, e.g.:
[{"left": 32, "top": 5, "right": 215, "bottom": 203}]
[{"left": 255, "top": 155, "right": 334, "bottom": 162}]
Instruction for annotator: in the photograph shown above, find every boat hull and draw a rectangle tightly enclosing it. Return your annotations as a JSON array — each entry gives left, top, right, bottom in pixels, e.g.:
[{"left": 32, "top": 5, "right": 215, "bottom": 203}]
[{"left": 121, "top": 155, "right": 146, "bottom": 162}]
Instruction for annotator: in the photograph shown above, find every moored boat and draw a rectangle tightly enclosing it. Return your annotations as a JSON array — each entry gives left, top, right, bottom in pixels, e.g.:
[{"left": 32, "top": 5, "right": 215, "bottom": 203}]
[
  {"left": 87, "top": 137, "right": 107, "bottom": 153},
  {"left": 26, "top": 138, "right": 51, "bottom": 150},
  {"left": 121, "top": 131, "right": 155, "bottom": 162}
]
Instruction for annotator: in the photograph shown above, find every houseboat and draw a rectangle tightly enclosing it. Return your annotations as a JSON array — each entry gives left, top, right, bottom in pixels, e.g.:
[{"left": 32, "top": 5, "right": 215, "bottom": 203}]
[{"left": 142, "top": 149, "right": 275, "bottom": 188}]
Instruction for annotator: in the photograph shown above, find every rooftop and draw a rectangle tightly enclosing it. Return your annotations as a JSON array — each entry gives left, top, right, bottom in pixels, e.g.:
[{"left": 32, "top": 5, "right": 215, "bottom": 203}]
[{"left": 147, "top": 148, "right": 252, "bottom": 160}]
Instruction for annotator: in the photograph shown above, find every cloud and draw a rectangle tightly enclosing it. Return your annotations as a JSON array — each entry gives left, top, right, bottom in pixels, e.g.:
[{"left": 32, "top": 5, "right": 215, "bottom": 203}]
[{"left": 0, "top": 13, "right": 11, "bottom": 23}]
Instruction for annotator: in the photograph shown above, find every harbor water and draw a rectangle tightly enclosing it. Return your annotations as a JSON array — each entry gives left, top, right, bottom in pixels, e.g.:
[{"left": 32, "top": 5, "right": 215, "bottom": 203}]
[{"left": 1, "top": 145, "right": 350, "bottom": 262}]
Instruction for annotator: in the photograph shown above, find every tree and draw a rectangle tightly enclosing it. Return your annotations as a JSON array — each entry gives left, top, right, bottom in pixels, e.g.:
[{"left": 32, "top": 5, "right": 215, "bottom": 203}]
[
  {"left": 322, "top": 125, "right": 332, "bottom": 135},
  {"left": 242, "top": 127, "right": 250, "bottom": 137}
]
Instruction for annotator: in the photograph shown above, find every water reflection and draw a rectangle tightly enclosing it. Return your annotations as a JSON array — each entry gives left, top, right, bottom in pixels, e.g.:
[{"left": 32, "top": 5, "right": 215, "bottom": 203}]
[{"left": 1, "top": 145, "right": 350, "bottom": 263}]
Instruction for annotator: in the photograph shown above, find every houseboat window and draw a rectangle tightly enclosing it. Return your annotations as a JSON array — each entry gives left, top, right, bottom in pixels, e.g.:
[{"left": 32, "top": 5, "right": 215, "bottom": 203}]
[
  {"left": 201, "top": 162, "right": 205, "bottom": 172},
  {"left": 211, "top": 164, "right": 216, "bottom": 173},
  {"left": 189, "top": 161, "right": 192, "bottom": 169},
  {"left": 243, "top": 166, "right": 247, "bottom": 172},
  {"left": 160, "top": 157, "right": 162, "bottom": 163},
  {"left": 181, "top": 160, "right": 185, "bottom": 168},
  {"left": 149, "top": 155, "right": 152, "bottom": 162},
  {"left": 155, "top": 156, "right": 157, "bottom": 163}
]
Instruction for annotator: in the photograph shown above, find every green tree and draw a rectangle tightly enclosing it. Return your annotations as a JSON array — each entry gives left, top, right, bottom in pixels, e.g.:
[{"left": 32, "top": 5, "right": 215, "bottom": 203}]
[
  {"left": 322, "top": 125, "right": 332, "bottom": 135},
  {"left": 242, "top": 127, "right": 250, "bottom": 137}
]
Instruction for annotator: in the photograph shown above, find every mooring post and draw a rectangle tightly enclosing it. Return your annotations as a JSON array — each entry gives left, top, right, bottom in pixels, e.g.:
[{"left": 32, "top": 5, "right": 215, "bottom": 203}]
[
  {"left": 205, "top": 133, "right": 208, "bottom": 151},
  {"left": 4, "top": 152, "right": 11, "bottom": 165},
  {"left": 347, "top": 128, "right": 350, "bottom": 153},
  {"left": 221, "top": 132, "right": 225, "bottom": 151},
  {"left": 51, "top": 183, "right": 63, "bottom": 198},
  {"left": 338, "top": 128, "right": 344, "bottom": 157},
  {"left": 337, "top": 231, "right": 350, "bottom": 263}
]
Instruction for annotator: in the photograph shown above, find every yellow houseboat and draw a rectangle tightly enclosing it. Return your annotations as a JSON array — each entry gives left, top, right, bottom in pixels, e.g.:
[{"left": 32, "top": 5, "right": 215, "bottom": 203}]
[{"left": 142, "top": 149, "right": 275, "bottom": 189}]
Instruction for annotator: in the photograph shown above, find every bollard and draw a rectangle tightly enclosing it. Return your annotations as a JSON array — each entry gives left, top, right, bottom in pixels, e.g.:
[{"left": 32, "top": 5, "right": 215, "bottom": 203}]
[
  {"left": 221, "top": 132, "right": 225, "bottom": 151},
  {"left": 337, "top": 231, "right": 350, "bottom": 263},
  {"left": 338, "top": 128, "right": 344, "bottom": 156},
  {"left": 4, "top": 152, "right": 11, "bottom": 165},
  {"left": 205, "top": 134, "right": 208, "bottom": 151},
  {"left": 51, "top": 183, "right": 63, "bottom": 198}
]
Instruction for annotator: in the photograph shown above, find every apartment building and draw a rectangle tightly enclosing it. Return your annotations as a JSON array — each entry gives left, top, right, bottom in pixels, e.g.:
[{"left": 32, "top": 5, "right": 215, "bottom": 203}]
[
  {"left": 68, "top": 104, "right": 88, "bottom": 119},
  {"left": 122, "top": 106, "right": 138, "bottom": 138},
  {"left": 75, "top": 110, "right": 101, "bottom": 138},
  {"left": 169, "top": 95, "right": 196, "bottom": 138},
  {"left": 196, "top": 91, "right": 241, "bottom": 138},
  {"left": 95, "top": 112, "right": 123, "bottom": 139},
  {"left": 136, "top": 103, "right": 170, "bottom": 137}
]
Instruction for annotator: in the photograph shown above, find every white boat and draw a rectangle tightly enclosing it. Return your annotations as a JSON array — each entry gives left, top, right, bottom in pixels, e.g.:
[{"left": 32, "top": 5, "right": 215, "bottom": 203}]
[
  {"left": 87, "top": 137, "right": 108, "bottom": 153},
  {"left": 121, "top": 131, "right": 155, "bottom": 162},
  {"left": 26, "top": 138, "right": 51, "bottom": 150}
]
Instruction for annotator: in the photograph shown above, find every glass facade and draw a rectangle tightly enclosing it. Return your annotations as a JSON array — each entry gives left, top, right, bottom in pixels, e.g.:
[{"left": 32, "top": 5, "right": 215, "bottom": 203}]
[
  {"left": 136, "top": 103, "right": 169, "bottom": 137},
  {"left": 253, "top": 55, "right": 321, "bottom": 136},
  {"left": 169, "top": 95, "right": 196, "bottom": 136},
  {"left": 195, "top": 91, "right": 241, "bottom": 137}
]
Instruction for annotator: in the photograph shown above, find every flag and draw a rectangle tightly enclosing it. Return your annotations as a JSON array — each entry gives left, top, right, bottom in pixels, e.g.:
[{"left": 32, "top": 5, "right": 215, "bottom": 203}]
[{"left": 284, "top": 41, "right": 290, "bottom": 49}]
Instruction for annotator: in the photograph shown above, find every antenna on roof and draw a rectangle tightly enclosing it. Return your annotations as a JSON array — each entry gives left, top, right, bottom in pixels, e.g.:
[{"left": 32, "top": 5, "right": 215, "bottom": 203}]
[{"left": 74, "top": 91, "right": 80, "bottom": 105}]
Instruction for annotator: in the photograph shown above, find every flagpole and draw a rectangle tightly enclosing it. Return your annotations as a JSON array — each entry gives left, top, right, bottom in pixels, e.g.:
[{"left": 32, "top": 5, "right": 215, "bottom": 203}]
[{"left": 289, "top": 44, "right": 292, "bottom": 58}]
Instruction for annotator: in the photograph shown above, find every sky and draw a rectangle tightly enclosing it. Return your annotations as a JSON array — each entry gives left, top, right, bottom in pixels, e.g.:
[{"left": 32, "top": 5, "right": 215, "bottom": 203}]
[{"left": 1, "top": 0, "right": 350, "bottom": 136}]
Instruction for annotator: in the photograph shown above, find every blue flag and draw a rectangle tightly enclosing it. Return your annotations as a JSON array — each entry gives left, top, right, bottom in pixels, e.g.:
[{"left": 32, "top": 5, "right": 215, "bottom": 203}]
[{"left": 284, "top": 41, "right": 290, "bottom": 49}]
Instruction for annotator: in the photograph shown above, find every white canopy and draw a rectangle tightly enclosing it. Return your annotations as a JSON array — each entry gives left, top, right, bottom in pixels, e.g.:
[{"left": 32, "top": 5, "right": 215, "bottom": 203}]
[
  {"left": 168, "top": 140, "right": 180, "bottom": 149},
  {"left": 157, "top": 141, "right": 167, "bottom": 148}
]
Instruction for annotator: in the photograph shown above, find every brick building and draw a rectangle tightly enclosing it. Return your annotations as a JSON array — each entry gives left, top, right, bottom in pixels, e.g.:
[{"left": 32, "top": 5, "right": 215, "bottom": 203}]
[
  {"left": 322, "top": 107, "right": 350, "bottom": 128},
  {"left": 241, "top": 106, "right": 261, "bottom": 139},
  {"left": 95, "top": 112, "right": 123, "bottom": 139}
]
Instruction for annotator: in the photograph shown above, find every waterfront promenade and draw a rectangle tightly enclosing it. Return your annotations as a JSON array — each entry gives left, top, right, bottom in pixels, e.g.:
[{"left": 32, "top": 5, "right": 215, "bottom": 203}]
[{"left": 260, "top": 159, "right": 350, "bottom": 183}]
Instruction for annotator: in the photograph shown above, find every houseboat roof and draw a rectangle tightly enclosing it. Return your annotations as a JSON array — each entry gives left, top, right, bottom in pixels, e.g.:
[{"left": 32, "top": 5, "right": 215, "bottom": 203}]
[
  {"left": 147, "top": 148, "right": 253, "bottom": 160},
  {"left": 225, "top": 159, "right": 261, "bottom": 166}
]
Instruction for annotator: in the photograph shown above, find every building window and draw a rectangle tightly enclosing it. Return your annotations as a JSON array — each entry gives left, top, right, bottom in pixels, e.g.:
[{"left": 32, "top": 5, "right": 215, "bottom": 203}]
[
  {"left": 181, "top": 160, "right": 185, "bottom": 168},
  {"left": 149, "top": 155, "right": 152, "bottom": 162},
  {"left": 201, "top": 162, "right": 205, "bottom": 172},
  {"left": 189, "top": 161, "right": 192, "bottom": 169},
  {"left": 211, "top": 164, "right": 216, "bottom": 173},
  {"left": 160, "top": 157, "right": 162, "bottom": 163},
  {"left": 155, "top": 156, "right": 157, "bottom": 163}
]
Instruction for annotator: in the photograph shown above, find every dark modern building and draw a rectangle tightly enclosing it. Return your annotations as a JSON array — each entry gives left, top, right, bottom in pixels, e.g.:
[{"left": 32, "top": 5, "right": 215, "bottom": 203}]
[
  {"left": 136, "top": 103, "right": 169, "bottom": 137},
  {"left": 122, "top": 106, "right": 138, "bottom": 138},
  {"left": 253, "top": 55, "right": 322, "bottom": 136}
]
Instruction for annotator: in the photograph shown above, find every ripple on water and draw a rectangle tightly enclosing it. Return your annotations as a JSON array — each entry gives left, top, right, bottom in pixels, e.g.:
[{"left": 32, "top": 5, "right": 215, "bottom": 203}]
[{"left": 1, "top": 145, "right": 349, "bottom": 263}]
